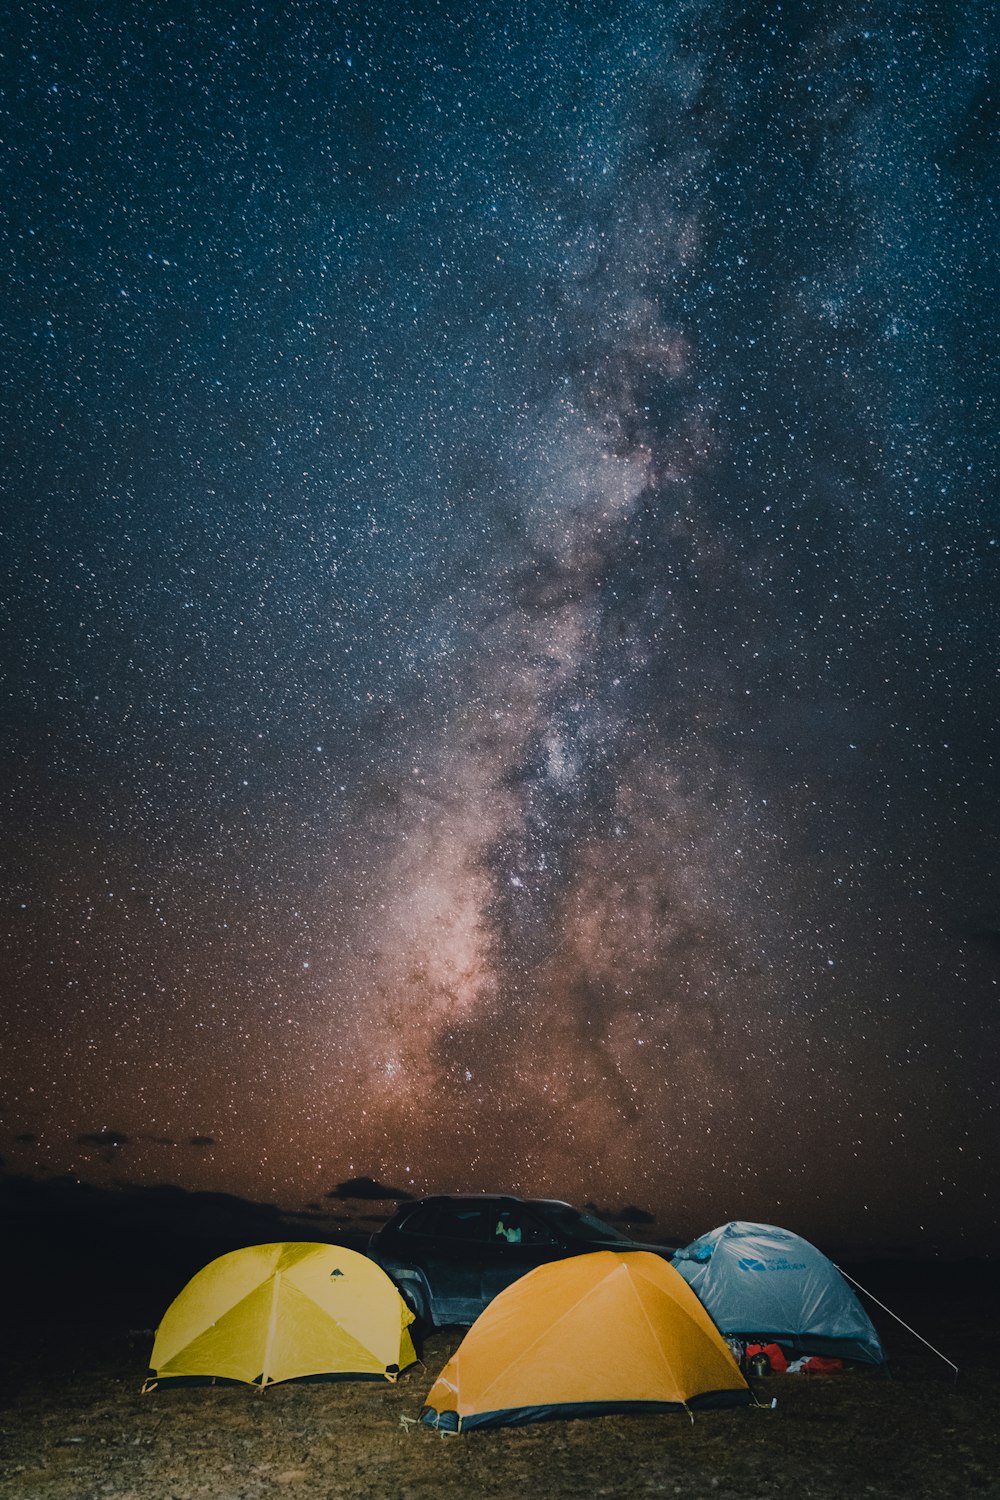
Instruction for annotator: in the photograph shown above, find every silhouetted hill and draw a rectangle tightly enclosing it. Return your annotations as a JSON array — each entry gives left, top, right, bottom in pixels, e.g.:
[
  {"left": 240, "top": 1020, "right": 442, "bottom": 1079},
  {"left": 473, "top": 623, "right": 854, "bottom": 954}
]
[{"left": 0, "top": 1173, "right": 363, "bottom": 1332}]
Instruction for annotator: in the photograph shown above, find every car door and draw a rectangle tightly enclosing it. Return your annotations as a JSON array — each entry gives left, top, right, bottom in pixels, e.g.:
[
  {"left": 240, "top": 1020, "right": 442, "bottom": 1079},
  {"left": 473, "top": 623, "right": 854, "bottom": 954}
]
[
  {"left": 420, "top": 1200, "right": 493, "bottom": 1324},
  {"left": 479, "top": 1200, "right": 566, "bottom": 1308}
]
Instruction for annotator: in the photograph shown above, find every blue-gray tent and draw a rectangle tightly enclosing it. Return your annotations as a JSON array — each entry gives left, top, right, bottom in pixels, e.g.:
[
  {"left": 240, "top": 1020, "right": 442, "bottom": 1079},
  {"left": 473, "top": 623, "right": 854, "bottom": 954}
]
[{"left": 672, "top": 1222, "right": 885, "bottom": 1366}]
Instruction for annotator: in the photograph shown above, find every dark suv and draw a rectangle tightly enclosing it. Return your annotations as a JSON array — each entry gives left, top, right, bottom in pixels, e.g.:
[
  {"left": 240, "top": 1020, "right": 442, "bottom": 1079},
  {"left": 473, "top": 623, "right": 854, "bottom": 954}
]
[{"left": 367, "top": 1193, "right": 677, "bottom": 1328}]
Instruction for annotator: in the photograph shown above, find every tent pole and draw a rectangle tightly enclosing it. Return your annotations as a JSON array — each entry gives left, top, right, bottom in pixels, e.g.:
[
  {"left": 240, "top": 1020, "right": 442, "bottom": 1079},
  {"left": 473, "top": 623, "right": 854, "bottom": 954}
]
[{"left": 832, "top": 1263, "right": 959, "bottom": 1379}]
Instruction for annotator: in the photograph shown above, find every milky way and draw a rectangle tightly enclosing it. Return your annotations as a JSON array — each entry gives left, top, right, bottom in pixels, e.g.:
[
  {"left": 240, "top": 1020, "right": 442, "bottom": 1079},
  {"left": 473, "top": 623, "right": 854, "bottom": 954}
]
[{"left": 2, "top": 0, "right": 998, "bottom": 1252}]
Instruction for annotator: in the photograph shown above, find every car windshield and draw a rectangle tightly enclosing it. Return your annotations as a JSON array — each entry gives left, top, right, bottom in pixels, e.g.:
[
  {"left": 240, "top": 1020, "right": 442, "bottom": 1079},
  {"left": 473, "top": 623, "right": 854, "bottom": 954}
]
[{"left": 540, "top": 1204, "right": 632, "bottom": 1244}]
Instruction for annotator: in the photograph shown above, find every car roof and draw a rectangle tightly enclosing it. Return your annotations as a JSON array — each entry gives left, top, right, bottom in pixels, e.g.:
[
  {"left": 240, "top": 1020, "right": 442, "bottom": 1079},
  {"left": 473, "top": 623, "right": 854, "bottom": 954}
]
[{"left": 402, "top": 1193, "right": 574, "bottom": 1209}]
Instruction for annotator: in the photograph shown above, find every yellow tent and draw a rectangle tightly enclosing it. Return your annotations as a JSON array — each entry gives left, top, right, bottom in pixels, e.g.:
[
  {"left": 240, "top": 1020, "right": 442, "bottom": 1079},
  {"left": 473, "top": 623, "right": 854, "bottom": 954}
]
[
  {"left": 421, "top": 1250, "right": 750, "bottom": 1430},
  {"left": 145, "top": 1242, "right": 416, "bottom": 1389}
]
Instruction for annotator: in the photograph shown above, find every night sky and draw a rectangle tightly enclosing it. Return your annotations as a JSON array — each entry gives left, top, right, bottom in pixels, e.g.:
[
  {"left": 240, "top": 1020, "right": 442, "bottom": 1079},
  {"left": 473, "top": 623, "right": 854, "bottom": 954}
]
[{"left": 3, "top": 0, "right": 998, "bottom": 1255}]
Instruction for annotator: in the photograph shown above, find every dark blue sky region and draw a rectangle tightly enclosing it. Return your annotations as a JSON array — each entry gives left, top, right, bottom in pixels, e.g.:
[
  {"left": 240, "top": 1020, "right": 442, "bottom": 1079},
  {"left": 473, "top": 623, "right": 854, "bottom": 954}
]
[{"left": 2, "top": 0, "right": 998, "bottom": 1253}]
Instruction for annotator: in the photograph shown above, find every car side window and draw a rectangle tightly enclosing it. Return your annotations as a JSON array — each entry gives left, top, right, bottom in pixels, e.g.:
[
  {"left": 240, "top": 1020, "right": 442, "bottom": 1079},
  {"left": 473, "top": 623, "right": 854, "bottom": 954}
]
[
  {"left": 396, "top": 1204, "right": 440, "bottom": 1237},
  {"left": 436, "top": 1204, "right": 490, "bottom": 1242},
  {"left": 517, "top": 1212, "right": 560, "bottom": 1247},
  {"left": 493, "top": 1208, "right": 559, "bottom": 1247}
]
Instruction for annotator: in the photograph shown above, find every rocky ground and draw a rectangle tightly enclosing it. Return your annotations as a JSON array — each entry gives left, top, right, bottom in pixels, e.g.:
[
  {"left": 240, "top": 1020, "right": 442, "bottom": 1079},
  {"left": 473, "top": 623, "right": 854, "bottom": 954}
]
[{"left": 3, "top": 1279, "right": 999, "bottom": 1499}]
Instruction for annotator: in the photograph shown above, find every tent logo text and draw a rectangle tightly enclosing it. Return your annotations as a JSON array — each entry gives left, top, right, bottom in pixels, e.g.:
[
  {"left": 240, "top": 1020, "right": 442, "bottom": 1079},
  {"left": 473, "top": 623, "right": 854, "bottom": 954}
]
[{"left": 737, "top": 1257, "right": 808, "bottom": 1273}]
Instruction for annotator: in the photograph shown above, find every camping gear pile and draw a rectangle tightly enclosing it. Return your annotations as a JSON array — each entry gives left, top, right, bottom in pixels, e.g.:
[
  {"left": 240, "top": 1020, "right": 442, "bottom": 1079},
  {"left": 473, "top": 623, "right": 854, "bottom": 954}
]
[{"left": 144, "top": 1219, "right": 922, "bottom": 1430}]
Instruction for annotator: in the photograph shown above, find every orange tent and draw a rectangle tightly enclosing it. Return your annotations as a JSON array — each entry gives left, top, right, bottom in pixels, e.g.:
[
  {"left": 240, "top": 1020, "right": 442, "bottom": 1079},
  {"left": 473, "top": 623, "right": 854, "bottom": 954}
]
[{"left": 420, "top": 1250, "right": 750, "bottom": 1430}]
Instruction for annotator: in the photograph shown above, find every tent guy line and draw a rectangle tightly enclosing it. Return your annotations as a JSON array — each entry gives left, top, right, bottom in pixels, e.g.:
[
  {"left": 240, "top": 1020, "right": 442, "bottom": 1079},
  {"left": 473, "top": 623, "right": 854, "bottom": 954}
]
[{"left": 831, "top": 1264, "right": 959, "bottom": 1380}]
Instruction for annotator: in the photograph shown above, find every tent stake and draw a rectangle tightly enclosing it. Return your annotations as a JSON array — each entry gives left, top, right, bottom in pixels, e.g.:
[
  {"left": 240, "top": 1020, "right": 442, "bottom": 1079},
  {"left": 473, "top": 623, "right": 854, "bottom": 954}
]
[{"left": 832, "top": 1263, "right": 959, "bottom": 1379}]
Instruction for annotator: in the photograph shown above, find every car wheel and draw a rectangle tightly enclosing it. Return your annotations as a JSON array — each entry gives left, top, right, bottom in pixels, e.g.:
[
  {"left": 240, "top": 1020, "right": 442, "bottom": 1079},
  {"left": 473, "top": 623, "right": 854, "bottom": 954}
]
[{"left": 399, "top": 1279, "right": 432, "bottom": 1333}]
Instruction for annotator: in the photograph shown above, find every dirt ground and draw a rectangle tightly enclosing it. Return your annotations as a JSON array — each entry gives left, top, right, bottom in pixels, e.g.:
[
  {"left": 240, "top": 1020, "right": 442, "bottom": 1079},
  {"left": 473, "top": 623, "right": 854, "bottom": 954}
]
[{"left": 2, "top": 1281, "right": 999, "bottom": 1500}]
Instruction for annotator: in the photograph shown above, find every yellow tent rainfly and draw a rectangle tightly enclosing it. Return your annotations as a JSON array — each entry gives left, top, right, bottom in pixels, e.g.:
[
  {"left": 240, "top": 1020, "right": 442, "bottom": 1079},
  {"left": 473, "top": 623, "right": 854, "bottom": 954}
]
[
  {"left": 420, "top": 1249, "right": 750, "bottom": 1430},
  {"left": 145, "top": 1241, "right": 416, "bottom": 1389}
]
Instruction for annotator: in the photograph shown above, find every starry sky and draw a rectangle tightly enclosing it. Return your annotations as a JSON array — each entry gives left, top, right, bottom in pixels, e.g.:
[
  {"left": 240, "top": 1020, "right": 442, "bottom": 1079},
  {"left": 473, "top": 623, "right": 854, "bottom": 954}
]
[{"left": 3, "top": 0, "right": 998, "bottom": 1254}]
